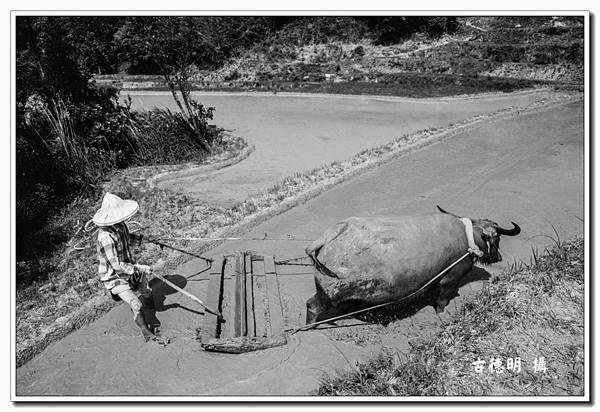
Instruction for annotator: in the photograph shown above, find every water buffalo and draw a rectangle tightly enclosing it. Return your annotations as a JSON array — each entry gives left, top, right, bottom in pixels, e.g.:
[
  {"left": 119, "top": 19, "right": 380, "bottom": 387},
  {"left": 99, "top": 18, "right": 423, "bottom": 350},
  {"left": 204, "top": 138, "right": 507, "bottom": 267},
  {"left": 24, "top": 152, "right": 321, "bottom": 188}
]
[{"left": 305, "top": 206, "right": 521, "bottom": 324}]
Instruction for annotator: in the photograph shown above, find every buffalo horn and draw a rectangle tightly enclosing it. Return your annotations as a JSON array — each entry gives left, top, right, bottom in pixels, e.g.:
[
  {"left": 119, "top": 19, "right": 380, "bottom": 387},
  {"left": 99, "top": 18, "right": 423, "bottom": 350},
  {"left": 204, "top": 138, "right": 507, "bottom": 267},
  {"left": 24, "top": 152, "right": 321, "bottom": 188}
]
[
  {"left": 497, "top": 222, "right": 521, "bottom": 236},
  {"left": 436, "top": 205, "right": 461, "bottom": 218}
]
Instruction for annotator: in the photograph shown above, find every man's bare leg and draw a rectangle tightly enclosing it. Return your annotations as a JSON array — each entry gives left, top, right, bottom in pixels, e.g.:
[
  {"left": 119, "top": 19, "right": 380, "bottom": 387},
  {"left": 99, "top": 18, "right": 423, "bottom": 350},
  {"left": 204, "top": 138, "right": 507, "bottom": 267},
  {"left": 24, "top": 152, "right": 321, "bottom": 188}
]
[
  {"left": 134, "top": 312, "right": 155, "bottom": 341},
  {"left": 119, "top": 288, "right": 169, "bottom": 345}
]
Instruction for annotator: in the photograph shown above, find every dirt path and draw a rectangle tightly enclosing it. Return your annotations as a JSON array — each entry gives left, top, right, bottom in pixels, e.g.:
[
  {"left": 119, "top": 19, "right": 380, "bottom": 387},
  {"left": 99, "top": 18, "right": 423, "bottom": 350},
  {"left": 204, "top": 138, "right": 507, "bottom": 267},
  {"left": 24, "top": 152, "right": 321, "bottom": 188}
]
[
  {"left": 128, "top": 89, "right": 559, "bottom": 205},
  {"left": 16, "top": 100, "right": 584, "bottom": 397}
]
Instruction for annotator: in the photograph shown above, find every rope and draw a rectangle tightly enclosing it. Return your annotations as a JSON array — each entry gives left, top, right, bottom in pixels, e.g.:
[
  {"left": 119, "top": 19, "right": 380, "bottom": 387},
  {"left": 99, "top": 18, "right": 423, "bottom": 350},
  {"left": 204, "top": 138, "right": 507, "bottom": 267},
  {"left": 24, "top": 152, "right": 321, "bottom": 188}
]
[
  {"left": 286, "top": 251, "right": 473, "bottom": 334},
  {"left": 274, "top": 255, "right": 314, "bottom": 266},
  {"left": 154, "top": 235, "right": 314, "bottom": 242},
  {"left": 74, "top": 220, "right": 143, "bottom": 250},
  {"left": 275, "top": 262, "right": 315, "bottom": 267},
  {"left": 84, "top": 219, "right": 96, "bottom": 232},
  {"left": 149, "top": 240, "right": 214, "bottom": 264},
  {"left": 460, "top": 218, "right": 484, "bottom": 258}
]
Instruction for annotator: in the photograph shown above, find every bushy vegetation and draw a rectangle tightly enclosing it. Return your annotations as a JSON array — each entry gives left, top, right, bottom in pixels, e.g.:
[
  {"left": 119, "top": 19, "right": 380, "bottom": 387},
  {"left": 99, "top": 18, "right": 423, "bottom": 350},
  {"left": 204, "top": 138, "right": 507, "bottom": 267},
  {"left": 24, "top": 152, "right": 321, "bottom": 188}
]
[
  {"left": 264, "top": 17, "right": 371, "bottom": 45},
  {"left": 359, "top": 16, "right": 460, "bottom": 44},
  {"left": 180, "top": 16, "right": 583, "bottom": 92},
  {"left": 20, "top": 16, "right": 464, "bottom": 78},
  {"left": 126, "top": 105, "right": 218, "bottom": 165},
  {"left": 16, "top": 16, "right": 220, "bottom": 280}
]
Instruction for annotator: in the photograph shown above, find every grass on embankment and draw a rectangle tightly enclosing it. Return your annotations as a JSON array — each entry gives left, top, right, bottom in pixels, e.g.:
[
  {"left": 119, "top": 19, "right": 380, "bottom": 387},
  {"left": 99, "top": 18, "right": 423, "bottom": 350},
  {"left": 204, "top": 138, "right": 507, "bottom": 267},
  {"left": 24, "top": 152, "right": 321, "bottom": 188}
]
[
  {"left": 316, "top": 237, "right": 585, "bottom": 397},
  {"left": 99, "top": 74, "right": 578, "bottom": 97}
]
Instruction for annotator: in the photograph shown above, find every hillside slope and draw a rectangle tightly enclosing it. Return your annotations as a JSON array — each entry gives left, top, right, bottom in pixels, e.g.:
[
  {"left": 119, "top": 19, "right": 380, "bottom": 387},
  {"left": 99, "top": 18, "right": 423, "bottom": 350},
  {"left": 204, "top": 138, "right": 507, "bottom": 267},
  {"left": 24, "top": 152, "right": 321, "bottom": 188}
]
[
  {"left": 97, "top": 16, "right": 584, "bottom": 96},
  {"left": 201, "top": 16, "right": 583, "bottom": 85}
]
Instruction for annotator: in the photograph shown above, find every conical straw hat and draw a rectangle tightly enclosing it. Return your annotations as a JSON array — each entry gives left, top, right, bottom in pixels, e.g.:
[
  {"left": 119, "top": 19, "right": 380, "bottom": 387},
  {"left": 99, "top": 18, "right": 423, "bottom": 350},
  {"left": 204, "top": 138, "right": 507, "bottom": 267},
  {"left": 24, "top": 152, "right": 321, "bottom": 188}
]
[{"left": 93, "top": 192, "right": 139, "bottom": 226}]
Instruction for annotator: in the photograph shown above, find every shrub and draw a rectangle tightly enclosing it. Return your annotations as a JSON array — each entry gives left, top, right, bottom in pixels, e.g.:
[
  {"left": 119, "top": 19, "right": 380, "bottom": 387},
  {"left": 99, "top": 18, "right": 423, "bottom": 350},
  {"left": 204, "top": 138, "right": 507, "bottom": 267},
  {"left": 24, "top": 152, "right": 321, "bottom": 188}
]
[
  {"left": 125, "top": 101, "right": 220, "bottom": 165},
  {"left": 37, "top": 98, "right": 116, "bottom": 189},
  {"left": 361, "top": 16, "right": 459, "bottom": 45},
  {"left": 353, "top": 45, "right": 365, "bottom": 57},
  {"left": 269, "top": 17, "right": 369, "bottom": 46}
]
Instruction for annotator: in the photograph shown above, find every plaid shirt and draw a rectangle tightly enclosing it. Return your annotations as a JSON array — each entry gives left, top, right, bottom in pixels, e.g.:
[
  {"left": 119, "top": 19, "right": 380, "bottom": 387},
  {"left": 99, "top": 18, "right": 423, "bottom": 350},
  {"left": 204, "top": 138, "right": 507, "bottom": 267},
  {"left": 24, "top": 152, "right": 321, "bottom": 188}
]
[{"left": 97, "top": 222, "right": 136, "bottom": 291}]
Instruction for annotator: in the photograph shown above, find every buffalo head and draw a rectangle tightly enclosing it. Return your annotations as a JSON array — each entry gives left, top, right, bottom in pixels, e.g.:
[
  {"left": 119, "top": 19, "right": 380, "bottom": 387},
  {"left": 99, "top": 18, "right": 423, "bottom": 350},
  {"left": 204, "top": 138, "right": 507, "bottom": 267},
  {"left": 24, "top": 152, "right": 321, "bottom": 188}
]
[{"left": 436, "top": 205, "right": 521, "bottom": 264}]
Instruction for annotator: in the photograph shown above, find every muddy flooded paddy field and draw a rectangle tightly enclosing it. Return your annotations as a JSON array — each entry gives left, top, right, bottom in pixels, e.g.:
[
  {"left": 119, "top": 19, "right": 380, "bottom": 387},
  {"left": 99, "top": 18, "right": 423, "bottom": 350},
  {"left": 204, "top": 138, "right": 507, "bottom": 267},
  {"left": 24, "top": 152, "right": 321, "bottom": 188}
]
[{"left": 125, "top": 90, "right": 558, "bottom": 204}]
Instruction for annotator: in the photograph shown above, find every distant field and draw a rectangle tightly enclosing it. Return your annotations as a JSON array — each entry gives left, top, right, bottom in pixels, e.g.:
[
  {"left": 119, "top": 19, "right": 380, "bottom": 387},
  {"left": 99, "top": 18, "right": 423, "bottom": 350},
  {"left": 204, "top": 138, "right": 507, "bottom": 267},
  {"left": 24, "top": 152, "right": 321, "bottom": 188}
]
[{"left": 97, "top": 73, "right": 578, "bottom": 98}]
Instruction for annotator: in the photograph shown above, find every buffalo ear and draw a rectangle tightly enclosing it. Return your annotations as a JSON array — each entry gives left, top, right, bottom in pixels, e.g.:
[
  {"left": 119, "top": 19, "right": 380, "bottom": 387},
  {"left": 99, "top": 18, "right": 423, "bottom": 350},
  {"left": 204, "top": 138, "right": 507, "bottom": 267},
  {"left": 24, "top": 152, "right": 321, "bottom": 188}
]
[{"left": 474, "top": 225, "right": 489, "bottom": 240}]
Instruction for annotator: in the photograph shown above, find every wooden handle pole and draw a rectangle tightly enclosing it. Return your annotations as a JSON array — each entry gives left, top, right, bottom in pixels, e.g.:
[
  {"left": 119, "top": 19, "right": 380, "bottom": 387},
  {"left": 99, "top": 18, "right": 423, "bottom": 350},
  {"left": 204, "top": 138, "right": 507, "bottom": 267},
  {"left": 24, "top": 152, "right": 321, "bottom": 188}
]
[{"left": 150, "top": 271, "right": 222, "bottom": 318}]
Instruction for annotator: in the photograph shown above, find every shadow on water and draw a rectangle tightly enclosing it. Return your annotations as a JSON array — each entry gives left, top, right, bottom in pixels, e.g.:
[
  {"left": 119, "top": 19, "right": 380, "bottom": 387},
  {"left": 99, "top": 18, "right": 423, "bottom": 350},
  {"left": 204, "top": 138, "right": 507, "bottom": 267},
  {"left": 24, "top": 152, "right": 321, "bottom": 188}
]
[{"left": 316, "top": 266, "right": 491, "bottom": 328}]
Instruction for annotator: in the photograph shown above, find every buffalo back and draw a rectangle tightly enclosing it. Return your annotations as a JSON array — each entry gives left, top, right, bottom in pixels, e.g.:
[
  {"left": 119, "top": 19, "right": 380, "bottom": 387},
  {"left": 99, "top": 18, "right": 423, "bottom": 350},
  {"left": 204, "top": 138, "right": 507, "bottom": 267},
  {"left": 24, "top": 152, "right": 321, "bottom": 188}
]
[{"left": 307, "top": 214, "right": 471, "bottom": 305}]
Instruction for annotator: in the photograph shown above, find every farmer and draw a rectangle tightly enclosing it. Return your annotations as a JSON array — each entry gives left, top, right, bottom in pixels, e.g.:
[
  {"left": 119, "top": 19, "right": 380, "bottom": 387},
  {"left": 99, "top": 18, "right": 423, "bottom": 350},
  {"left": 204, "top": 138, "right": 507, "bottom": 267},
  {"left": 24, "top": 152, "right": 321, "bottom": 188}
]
[{"left": 94, "top": 192, "right": 169, "bottom": 345}]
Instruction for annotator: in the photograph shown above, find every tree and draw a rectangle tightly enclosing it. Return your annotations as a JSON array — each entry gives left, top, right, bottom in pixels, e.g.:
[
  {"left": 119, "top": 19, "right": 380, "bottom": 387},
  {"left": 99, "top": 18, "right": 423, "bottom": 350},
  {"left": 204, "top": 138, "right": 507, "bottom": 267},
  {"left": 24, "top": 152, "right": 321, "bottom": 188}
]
[
  {"left": 16, "top": 16, "right": 129, "bottom": 259},
  {"left": 116, "top": 17, "right": 221, "bottom": 153},
  {"left": 16, "top": 16, "right": 92, "bottom": 104},
  {"left": 360, "top": 16, "right": 459, "bottom": 44},
  {"left": 115, "top": 16, "right": 278, "bottom": 153},
  {"left": 65, "top": 16, "right": 126, "bottom": 75}
]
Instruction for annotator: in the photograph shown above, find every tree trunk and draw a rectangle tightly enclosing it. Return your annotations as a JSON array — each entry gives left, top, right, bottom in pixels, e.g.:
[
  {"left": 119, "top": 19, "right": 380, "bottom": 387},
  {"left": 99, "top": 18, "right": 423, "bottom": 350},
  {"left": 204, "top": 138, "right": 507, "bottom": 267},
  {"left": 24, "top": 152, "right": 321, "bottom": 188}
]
[
  {"left": 175, "top": 72, "right": 212, "bottom": 154},
  {"left": 177, "top": 72, "right": 194, "bottom": 116},
  {"left": 163, "top": 74, "right": 187, "bottom": 116}
]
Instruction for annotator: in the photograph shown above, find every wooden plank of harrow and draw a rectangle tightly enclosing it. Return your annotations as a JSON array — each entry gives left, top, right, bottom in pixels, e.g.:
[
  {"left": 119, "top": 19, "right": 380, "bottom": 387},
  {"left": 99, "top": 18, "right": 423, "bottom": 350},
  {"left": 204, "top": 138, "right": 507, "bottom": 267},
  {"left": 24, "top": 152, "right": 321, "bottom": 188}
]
[
  {"left": 245, "top": 253, "right": 256, "bottom": 337},
  {"left": 234, "top": 252, "right": 246, "bottom": 337},
  {"left": 264, "top": 255, "right": 284, "bottom": 336},
  {"left": 251, "top": 257, "right": 269, "bottom": 338},
  {"left": 200, "top": 256, "right": 223, "bottom": 343},
  {"left": 220, "top": 255, "right": 238, "bottom": 339},
  {"left": 264, "top": 254, "right": 276, "bottom": 276}
]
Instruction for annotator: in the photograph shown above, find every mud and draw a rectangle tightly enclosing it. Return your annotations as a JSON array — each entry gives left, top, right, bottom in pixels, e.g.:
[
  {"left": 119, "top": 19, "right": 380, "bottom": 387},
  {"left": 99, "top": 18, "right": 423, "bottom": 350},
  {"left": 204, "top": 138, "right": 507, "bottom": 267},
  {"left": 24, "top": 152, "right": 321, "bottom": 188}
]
[
  {"left": 127, "top": 89, "right": 559, "bottom": 204},
  {"left": 16, "top": 100, "right": 584, "bottom": 397}
]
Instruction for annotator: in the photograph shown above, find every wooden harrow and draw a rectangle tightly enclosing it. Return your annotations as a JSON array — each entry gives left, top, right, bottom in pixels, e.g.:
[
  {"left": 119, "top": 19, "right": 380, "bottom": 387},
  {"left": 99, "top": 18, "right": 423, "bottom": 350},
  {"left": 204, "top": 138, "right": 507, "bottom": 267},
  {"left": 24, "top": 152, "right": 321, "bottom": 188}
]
[{"left": 200, "top": 251, "right": 288, "bottom": 353}]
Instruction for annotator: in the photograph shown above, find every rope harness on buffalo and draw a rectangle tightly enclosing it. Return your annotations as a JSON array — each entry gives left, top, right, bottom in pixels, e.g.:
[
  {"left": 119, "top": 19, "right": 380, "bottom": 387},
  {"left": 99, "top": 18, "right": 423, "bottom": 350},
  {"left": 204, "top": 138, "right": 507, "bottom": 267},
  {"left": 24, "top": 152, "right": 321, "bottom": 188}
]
[{"left": 460, "top": 217, "right": 485, "bottom": 258}]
